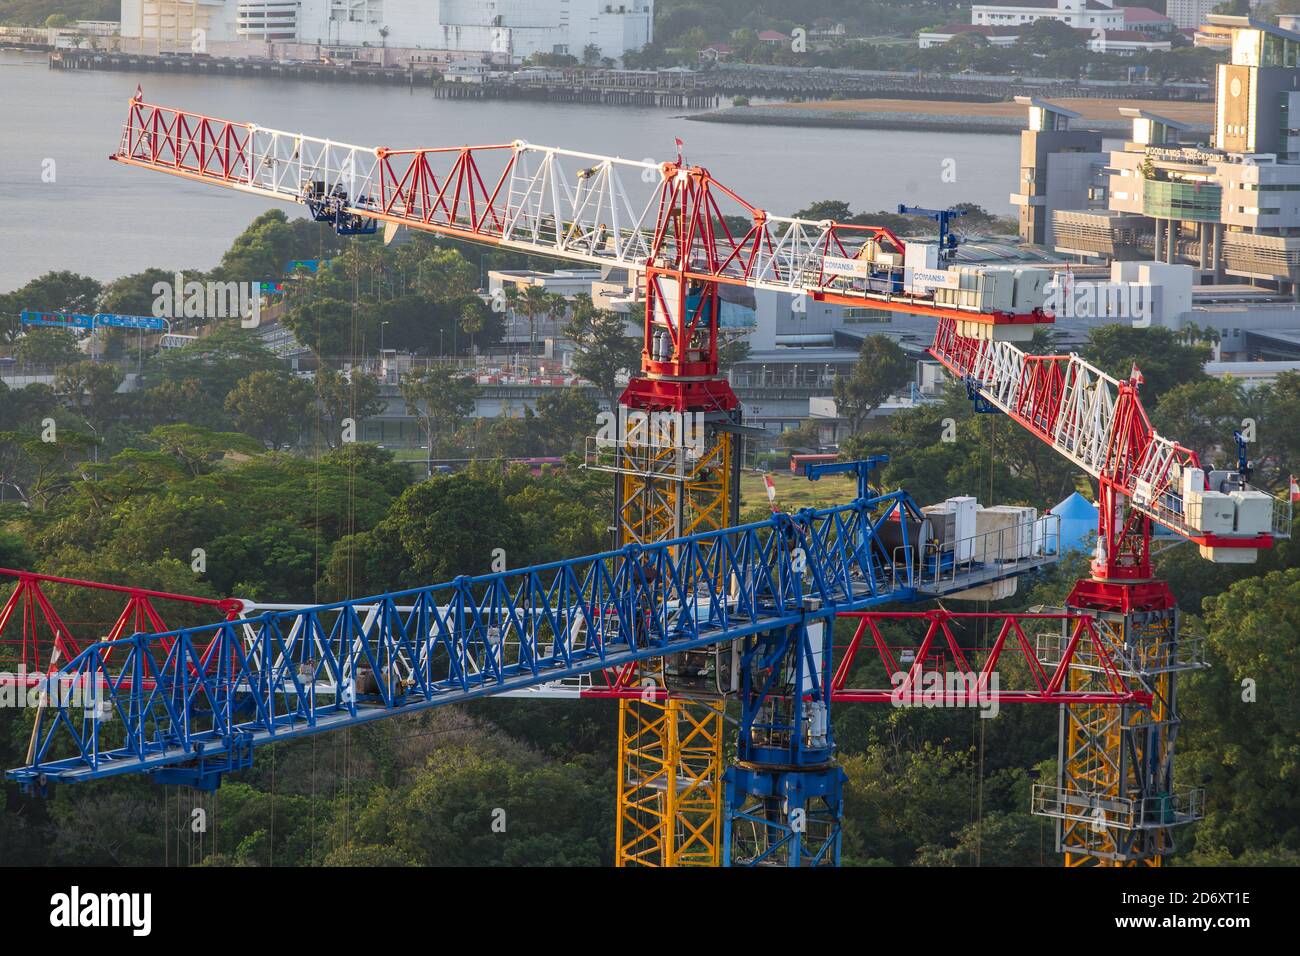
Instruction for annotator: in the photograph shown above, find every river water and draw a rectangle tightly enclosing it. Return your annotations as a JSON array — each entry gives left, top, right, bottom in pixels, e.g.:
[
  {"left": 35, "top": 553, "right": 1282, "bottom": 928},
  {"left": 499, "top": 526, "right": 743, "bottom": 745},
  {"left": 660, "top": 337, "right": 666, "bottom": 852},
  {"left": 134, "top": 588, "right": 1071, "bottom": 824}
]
[{"left": 0, "top": 50, "right": 1017, "bottom": 293}]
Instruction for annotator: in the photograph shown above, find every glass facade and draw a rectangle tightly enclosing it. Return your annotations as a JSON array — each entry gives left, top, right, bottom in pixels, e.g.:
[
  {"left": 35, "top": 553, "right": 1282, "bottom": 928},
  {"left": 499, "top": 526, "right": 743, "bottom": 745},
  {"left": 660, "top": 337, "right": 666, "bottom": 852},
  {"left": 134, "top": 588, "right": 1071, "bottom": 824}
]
[
  {"left": 1233, "top": 26, "right": 1300, "bottom": 68},
  {"left": 1143, "top": 180, "right": 1223, "bottom": 221}
]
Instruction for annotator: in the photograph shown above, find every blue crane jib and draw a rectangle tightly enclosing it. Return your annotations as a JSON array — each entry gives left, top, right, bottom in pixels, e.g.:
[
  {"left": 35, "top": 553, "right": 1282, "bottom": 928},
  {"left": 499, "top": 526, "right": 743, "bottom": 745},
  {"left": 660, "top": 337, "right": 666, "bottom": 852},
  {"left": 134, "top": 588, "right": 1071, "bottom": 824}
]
[{"left": 8, "top": 464, "right": 1059, "bottom": 866}]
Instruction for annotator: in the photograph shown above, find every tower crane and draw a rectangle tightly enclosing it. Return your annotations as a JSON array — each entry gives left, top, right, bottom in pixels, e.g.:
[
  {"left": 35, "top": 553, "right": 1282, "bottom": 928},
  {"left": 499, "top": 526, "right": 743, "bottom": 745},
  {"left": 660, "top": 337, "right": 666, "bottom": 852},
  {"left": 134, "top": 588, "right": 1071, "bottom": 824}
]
[
  {"left": 931, "top": 317, "right": 1290, "bottom": 864},
  {"left": 101, "top": 91, "right": 1051, "bottom": 868},
  {"left": 5, "top": 94, "right": 1286, "bottom": 868},
  {"left": 896, "top": 204, "right": 966, "bottom": 261}
]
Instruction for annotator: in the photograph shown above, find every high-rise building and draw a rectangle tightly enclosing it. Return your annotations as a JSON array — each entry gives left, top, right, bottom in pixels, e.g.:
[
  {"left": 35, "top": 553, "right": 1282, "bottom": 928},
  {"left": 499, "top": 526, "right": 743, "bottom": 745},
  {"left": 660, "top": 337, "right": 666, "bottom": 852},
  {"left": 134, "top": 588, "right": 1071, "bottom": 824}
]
[
  {"left": 1167, "top": 0, "right": 1262, "bottom": 31},
  {"left": 1044, "top": 16, "right": 1300, "bottom": 297},
  {"left": 1011, "top": 98, "right": 1108, "bottom": 248}
]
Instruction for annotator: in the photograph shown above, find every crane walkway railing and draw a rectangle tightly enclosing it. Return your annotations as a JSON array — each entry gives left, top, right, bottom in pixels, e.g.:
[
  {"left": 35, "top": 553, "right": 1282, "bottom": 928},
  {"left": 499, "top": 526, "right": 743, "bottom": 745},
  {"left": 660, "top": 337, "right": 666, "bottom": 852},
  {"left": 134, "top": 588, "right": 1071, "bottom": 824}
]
[{"left": 111, "top": 97, "right": 1045, "bottom": 323}]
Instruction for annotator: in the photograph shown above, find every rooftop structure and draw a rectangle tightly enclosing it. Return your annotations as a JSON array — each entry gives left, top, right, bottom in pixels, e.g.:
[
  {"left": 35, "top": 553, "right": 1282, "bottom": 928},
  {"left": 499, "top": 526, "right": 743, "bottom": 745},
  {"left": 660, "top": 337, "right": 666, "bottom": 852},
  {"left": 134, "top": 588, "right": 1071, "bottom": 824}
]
[{"left": 1025, "top": 17, "right": 1300, "bottom": 298}]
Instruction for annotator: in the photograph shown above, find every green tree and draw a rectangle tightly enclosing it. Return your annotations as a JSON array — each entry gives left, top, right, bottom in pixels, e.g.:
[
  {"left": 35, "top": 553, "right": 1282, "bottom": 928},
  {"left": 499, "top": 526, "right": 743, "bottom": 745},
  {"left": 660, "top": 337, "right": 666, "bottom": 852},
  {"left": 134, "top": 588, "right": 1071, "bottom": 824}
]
[
  {"left": 340, "top": 744, "right": 607, "bottom": 866},
  {"left": 459, "top": 299, "right": 487, "bottom": 355},
  {"left": 511, "top": 284, "right": 556, "bottom": 358},
  {"left": 0, "top": 429, "right": 97, "bottom": 509},
  {"left": 1181, "top": 569, "right": 1300, "bottom": 861},
  {"left": 833, "top": 335, "right": 911, "bottom": 435},
  {"left": 283, "top": 297, "right": 374, "bottom": 361},
  {"left": 1254, "top": 370, "right": 1300, "bottom": 489},
  {"left": 315, "top": 368, "right": 385, "bottom": 448},
  {"left": 144, "top": 423, "right": 263, "bottom": 477},
  {"left": 535, "top": 388, "right": 599, "bottom": 455},
  {"left": 567, "top": 298, "right": 639, "bottom": 412},
  {"left": 1083, "top": 325, "right": 1209, "bottom": 409},
  {"left": 54, "top": 361, "right": 124, "bottom": 425},
  {"left": 341, "top": 475, "right": 521, "bottom": 588},
  {"left": 145, "top": 324, "right": 280, "bottom": 424},
  {"left": 1, "top": 270, "right": 101, "bottom": 320},
  {"left": 13, "top": 328, "right": 83, "bottom": 369},
  {"left": 718, "top": 327, "right": 751, "bottom": 371},
  {"left": 0, "top": 381, "right": 57, "bottom": 431},
  {"left": 225, "top": 370, "right": 315, "bottom": 450},
  {"left": 214, "top": 209, "right": 297, "bottom": 284},
  {"left": 1151, "top": 377, "right": 1250, "bottom": 470},
  {"left": 399, "top": 367, "right": 477, "bottom": 475},
  {"left": 98, "top": 267, "right": 176, "bottom": 318}
]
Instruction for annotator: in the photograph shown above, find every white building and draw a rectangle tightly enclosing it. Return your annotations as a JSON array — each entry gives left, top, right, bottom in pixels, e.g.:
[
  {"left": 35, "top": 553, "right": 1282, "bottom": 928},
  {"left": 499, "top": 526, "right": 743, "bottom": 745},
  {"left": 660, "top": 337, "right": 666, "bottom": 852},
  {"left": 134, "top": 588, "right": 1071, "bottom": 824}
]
[
  {"left": 922, "top": 2, "right": 1171, "bottom": 53},
  {"left": 1166, "top": 0, "right": 1263, "bottom": 31},
  {"left": 971, "top": 0, "right": 1123, "bottom": 31},
  {"left": 120, "top": 0, "right": 654, "bottom": 61}
]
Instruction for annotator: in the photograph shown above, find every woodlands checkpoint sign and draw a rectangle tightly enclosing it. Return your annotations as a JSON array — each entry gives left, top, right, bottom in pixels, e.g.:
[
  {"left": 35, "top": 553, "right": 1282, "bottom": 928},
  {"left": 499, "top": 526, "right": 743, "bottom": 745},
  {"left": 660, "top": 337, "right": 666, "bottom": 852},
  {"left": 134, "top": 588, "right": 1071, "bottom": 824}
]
[{"left": 20, "top": 311, "right": 169, "bottom": 331}]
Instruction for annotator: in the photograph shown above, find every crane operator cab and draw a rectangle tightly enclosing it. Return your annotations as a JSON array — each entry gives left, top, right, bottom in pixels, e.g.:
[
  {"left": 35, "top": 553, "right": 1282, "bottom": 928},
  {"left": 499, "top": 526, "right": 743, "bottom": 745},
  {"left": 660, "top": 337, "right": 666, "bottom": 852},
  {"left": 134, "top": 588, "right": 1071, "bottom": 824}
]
[{"left": 302, "top": 180, "right": 378, "bottom": 236}]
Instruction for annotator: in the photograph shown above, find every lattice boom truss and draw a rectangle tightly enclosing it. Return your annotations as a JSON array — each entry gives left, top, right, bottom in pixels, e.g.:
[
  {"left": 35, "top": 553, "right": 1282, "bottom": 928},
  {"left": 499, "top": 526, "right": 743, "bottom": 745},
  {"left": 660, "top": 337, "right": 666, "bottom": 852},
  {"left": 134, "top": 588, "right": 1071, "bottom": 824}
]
[
  {"left": 832, "top": 609, "right": 1150, "bottom": 706},
  {"left": 930, "top": 316, "right": 1290, "bottom": 552},
  {"left": 12, "top": 494, "right": 970, "bottom": 788},
  {"left": 113, "top": 98, "right": 1040, "bottom": 323}
]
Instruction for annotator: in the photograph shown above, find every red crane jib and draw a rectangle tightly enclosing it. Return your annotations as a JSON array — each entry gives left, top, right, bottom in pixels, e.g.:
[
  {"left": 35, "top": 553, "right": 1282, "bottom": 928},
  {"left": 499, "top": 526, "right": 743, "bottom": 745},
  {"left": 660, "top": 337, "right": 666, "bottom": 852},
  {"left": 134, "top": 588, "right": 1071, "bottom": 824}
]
[{"left": 110, "top": 97, "right": 1050, "bottom": 415}]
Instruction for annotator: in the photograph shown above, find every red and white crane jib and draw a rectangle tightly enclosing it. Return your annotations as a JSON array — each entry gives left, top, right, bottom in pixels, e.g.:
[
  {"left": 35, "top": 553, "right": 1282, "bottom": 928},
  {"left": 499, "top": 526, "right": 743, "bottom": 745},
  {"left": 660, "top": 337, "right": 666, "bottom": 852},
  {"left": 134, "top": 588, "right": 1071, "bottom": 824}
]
[
  {"left": 930, "top": 316, "right": 1291, "bottom": 571},
  {"left": 111, "top": 96, "right": 1042, "bottom": 328}
]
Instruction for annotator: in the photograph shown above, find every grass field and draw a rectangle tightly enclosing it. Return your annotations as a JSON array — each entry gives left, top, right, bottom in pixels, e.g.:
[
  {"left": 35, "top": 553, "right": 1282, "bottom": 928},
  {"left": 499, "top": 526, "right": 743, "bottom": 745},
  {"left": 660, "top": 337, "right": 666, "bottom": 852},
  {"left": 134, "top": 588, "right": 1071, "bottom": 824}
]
[{"left": 739, "top": 470, "right": 858, "bottom": 511}]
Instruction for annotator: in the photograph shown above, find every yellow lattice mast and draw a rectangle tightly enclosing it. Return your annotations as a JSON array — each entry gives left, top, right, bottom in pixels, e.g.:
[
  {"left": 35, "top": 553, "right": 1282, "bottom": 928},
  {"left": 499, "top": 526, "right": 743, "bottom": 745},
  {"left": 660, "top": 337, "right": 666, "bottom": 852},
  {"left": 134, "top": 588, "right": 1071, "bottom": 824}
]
[
  {"left": 1036, "top": 598, "right": 1197, "bottom": 867},
  {"left": 608, "top": 423, "right": 738, "bottom": 867}
]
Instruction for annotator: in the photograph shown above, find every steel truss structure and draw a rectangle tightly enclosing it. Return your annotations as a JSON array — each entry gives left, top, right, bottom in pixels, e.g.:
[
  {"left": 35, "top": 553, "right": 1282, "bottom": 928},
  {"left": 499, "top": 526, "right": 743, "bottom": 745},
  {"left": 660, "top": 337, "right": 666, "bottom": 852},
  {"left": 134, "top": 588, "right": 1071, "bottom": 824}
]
[
  {"left": 930, "top": 317, "right": 1290, "bottom": 581},
  {"left": 7, "top": 481, "right": 1058, "bottom": 797},
  {"left": 832, "top": 609, "right": 1151, "bottom": 707},
  {"left": 931, "top": 315, "right": 1290, "bottom": 866},
  {"left": 111, "top": 98, "right": 1047, "bottom": 326},
  {"left": 1032, "top": 589, "right": 1201, "bottom": 866},
  {"left": 40, "top": 93, "right": 1283, "bottom": 868},
  {"left": 615, "top": 696, "right": 725, "bottom": 867},
  {"left": 104, "top": 93, "right": 1052, "bottom": 867},
  {"left": 600, "top": 413, "right": 740, "bottom": 867},
  {"left": 0, "top": 568, "right": 241, "bottom": 674}
]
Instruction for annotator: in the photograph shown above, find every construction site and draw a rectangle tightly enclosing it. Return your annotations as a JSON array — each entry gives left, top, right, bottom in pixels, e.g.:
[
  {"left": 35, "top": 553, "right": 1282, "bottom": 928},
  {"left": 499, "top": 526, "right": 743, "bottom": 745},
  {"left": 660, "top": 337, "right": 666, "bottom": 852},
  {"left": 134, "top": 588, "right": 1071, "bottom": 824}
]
[
  {"left": 0, "top": 36, "right": 1289, "bottom": 936},
  {"left": 0, "top": 74, "right": 1293, "bottom": 887}
]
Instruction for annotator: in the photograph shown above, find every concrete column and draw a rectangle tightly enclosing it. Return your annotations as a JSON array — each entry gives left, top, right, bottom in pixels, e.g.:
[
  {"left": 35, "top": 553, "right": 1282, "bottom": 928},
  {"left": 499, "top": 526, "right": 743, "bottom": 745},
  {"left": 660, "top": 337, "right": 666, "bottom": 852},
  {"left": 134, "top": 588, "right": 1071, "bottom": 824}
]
[
  {"left": 1153, "top": 220, "right": 1163, "bottom": 261},
  {"left": 1212, "top": 223, "right": 1223, "bottom": 283},
  {"left": 1166, "top": 222, "right": 1177, "bottom": 264},
  {"left": 1199, "top": 222, "right": 1210, "bottom": 273}
]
